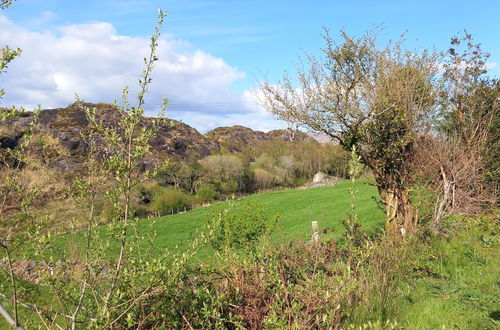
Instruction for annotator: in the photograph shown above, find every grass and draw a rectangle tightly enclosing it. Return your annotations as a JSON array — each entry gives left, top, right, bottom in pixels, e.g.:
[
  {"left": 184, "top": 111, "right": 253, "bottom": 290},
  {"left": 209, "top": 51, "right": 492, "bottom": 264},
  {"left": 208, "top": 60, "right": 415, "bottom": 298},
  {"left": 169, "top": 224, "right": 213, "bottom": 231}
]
[
  {"left": 3, "top": 178, "right": 499, "bottom": 328},
  {"left": 392, "top": 215, "right": 500, "bottom": 329},
  {"left": 56, "top": 179, "right": 384, "bottom": 259},
  {"left": 45, "top": 178, "right": 385, "bottom": 268},
  {"left": 53, "top": 178, "right": 384, "bottom": 259},
  {"left": 146, "top": 178, "right": 384, "bottom": 253},
  {"left": 2, "top": 179, "right": 383, "bottom": 327}
]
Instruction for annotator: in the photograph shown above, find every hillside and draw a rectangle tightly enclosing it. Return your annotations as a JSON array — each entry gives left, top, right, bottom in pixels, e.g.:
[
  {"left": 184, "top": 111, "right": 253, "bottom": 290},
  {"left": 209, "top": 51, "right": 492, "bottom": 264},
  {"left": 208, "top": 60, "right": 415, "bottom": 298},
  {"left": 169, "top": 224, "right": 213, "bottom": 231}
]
[
  {"left": 0, "top": 103, "right": 319, "bottom": 172},
  {"left": 0, "top": 103, "right": 220, "bottom": 171},
  {"left": 58, "top": 179, "right": 384, "bottom": 256},
  {"left": 206, "top": 125, "right": 313, "bottom": 154}
]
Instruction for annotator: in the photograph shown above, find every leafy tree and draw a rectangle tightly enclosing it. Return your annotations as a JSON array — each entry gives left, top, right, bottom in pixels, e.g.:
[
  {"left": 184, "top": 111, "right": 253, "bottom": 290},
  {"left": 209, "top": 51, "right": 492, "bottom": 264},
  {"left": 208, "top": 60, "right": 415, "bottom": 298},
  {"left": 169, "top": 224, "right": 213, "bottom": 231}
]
[
  {"left": 262, "top": 29, "right": 438, "bottom": 236},
  {"left": 440, "top": 30, "right": 493, "bottom": 135},
  {"left": 156, "top": 160, "right": 188, "bottom": 189},
  {"left": 199, "top": 154, "right": 245, "bottom": 193}
]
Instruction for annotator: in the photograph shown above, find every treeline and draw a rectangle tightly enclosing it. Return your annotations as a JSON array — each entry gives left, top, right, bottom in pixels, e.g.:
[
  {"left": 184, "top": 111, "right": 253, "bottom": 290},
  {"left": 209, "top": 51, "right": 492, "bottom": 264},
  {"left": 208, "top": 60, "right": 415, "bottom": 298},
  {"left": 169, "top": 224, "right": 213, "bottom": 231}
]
[{"left": 130, "top": 140, "right": 351, "bottom": 217}]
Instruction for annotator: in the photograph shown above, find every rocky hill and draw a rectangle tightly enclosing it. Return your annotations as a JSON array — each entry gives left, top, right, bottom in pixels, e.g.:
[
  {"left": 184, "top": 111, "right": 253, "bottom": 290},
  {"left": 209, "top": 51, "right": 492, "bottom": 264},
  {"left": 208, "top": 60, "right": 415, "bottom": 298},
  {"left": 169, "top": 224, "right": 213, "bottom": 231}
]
[
  {"left": 1, "top": 103, "right": 317, "bottom": 172},
  {"left": 0, "top": 103, "right": 219, "bottom": 172},
  {"left": 206, "top": 125, "right": 313, "bottom": 154}
]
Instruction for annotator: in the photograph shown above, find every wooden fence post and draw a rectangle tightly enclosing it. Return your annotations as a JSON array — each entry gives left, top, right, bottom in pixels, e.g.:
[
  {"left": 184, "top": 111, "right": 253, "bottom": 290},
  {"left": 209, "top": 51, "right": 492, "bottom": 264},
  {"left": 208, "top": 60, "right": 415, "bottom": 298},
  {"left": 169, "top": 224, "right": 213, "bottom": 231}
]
[{"left": 311, "top": 221, "right": 319, "bottom": 243}]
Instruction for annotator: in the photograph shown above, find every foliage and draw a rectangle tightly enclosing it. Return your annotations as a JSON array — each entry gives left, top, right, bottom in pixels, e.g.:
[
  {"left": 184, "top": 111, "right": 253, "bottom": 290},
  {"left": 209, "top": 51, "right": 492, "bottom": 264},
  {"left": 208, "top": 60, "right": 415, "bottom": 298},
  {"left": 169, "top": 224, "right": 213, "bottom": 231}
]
[
  {"left": 122, "top": 212, "right": 497, "bottom": 329},
  {"left": 412, "top": 32, "right": 498, "bottom": 230},
  {"left": 0, "top": 1, "right": 497, "bottom": 327},
  {"left": 251, "top": 140, "right": 351, "bottom": 180},
  {"left": 0, "top": 1, "right": 24, "bottom": 121},
  {"left": 0, "top": 3, "right": 42, "bottom": 327},
  {"left": 252, "top": 168, "right": 275, "bottom": 190},
  {"left": 195, "top": 183, "right": 220, "bottom": 203},
  {"left": 0, "top": 8, "right": 187, "bottom": 329},
  {"left": 262, "top": 28, "right": 439, "bottom": 236},
  {"left": 206, "top": 202, "right": 279, "bottom": 253},
  {"left": 199, "top": 154, "right": 245, "bottom": 193},
  {"left": 341, "top": 146, "right": 367, "bottom": 248},
  {"left": 155, "top": 159, "right": 193, "bottom": 190},
  {"left": 150, "top": 186, "right": 192, "bottom": 214}
]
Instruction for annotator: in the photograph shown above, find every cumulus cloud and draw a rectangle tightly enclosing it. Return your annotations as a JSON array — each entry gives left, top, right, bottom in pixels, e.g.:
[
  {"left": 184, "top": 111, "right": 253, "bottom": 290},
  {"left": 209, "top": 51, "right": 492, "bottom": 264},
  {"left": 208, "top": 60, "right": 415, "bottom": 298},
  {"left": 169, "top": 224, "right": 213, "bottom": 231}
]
[{"left": 0, "top": 15, "right": 285, "bottom": 131}]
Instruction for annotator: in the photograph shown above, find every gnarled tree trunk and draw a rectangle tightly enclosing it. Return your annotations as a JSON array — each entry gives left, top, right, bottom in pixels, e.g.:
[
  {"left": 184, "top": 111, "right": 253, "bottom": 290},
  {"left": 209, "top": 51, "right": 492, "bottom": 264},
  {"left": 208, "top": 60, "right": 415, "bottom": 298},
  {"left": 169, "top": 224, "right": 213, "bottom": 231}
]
[{"left": 376, "top": 178, "right": 417, "bottom": 238}]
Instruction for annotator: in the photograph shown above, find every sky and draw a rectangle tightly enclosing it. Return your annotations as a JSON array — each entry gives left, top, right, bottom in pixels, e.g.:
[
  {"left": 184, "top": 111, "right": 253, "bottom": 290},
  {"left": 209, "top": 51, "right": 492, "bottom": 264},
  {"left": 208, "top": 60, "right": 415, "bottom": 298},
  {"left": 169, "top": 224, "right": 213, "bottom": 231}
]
[{"left": 1, "top": 0, "right": 499, "bottom": 132}]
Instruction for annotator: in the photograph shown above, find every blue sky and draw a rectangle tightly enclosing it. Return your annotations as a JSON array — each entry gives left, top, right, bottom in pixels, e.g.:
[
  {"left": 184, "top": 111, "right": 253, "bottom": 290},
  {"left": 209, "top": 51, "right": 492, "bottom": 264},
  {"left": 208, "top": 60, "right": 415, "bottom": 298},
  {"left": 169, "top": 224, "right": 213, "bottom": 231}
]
[{"left": 1, "top": 0, "right": 499, "bottom": 131}]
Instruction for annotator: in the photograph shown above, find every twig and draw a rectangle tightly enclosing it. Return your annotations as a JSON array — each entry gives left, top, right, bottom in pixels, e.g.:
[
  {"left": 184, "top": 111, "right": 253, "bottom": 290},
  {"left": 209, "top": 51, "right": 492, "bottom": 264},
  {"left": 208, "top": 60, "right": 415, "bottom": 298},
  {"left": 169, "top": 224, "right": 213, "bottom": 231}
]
[{"left": 0, "top": 302, "right": 24, "bottom": 330}]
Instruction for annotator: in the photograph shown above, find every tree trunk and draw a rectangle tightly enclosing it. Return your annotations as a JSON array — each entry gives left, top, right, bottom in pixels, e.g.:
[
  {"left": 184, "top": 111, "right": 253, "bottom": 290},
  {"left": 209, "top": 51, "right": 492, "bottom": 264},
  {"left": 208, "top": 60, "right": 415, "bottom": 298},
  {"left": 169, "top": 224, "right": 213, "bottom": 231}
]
[
  {"left": 433, "top": 166, "right": 452, "bottom": 230},
  {"left": 378, "top": 184, "right": 417, "bottom": 238}
]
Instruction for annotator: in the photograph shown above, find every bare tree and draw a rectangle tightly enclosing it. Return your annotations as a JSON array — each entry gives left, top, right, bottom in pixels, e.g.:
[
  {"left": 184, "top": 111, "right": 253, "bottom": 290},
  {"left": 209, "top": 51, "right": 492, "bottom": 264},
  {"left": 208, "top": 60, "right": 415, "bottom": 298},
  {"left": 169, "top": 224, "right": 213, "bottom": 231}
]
[
  {"left": 413, "top": 32, "right": 499, "bottom": 228},
  {"left": 261, "top": 29, "right": 438, "bottom": 237}
]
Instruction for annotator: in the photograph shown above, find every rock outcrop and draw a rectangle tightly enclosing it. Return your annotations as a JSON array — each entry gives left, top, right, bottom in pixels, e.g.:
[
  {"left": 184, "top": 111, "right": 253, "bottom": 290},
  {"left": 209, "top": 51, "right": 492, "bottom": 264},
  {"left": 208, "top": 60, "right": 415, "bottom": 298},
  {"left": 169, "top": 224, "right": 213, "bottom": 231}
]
[
  {"left": 206, "top": 125, "right": 313, "bottom": 154},
  {"left": 1, "top": 103, "right": 319, "bottom": 173},
  {"left": 0, "top": 103, "right": 220, "bottom": 172},
  {"left": 299, "top": 172, "right": 340, "bottom": 190}
]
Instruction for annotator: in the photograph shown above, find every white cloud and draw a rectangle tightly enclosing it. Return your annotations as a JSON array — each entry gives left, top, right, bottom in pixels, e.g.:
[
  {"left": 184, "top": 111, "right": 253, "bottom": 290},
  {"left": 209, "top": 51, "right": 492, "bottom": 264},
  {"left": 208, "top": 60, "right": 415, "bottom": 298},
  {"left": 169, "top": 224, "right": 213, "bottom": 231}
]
[{"left": 0, "top": 15, "right": 285, "bottom": 132}]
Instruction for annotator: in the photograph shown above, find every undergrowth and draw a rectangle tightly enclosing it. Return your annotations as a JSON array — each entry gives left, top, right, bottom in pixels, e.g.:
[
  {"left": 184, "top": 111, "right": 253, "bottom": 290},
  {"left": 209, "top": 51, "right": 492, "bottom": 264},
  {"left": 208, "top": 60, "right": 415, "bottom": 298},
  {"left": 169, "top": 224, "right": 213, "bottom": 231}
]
[{"left": 101, "top": 212, "right": 498, "bottom": 329}]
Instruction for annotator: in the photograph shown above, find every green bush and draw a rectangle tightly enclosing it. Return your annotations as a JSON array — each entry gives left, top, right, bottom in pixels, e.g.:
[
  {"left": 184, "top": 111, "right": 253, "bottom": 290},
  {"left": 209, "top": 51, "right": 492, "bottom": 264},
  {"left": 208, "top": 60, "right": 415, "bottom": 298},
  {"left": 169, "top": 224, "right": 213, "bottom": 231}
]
[
  {"left": 219, "top": 179, "right": 239, "bottom": 194},
  {"left": 206, "top": 202, "right": 279, "bottom": 253},
  {"left": 150, "top": 187, "right": 192, "bottom": 215},
  {"left": 195, "top": 184, "right": 220, "bottom": 203}
]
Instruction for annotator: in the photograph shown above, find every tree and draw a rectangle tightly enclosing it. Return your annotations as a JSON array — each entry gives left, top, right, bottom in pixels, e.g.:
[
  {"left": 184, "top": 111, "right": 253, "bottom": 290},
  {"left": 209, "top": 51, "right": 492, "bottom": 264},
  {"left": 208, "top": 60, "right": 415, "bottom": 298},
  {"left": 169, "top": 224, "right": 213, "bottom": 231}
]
[
  {"left": 199, "top": 154, "right": 245, "bottom": 193},
  {"left": 156, "top": 161, "right": 186, "bottom": 189},
  {"left": 413, "top": 32, "right": 498, "bottom": 227},
  {"left": 261, "top": 29, "right": 438, "bottom": 236}
]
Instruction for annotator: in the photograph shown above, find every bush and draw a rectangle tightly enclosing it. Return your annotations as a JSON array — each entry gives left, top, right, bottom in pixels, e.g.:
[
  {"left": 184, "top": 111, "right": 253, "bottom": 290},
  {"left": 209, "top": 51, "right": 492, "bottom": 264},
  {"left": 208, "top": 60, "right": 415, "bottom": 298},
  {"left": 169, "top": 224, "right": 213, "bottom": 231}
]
[
  {"left": 206, "top": 202, "right": 279, "bottom": 253},
  {"left": 253, "top": 168, "right": 275, "bottom": 190},
  {"left": 150, "top": 187, "right": 192, "bottom": 215},
  {"left": 199, "top": 154, "right": 245, "bottom": 193},
  {"left": 195, "top": 184, "right": 220, "bottom": 203}
]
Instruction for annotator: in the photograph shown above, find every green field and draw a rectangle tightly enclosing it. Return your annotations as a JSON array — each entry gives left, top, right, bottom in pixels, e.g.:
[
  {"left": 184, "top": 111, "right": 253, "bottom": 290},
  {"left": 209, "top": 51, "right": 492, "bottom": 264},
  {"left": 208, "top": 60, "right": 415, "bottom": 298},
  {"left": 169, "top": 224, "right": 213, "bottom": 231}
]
[
  {"left": 56, "top": 179, "right": 384, "bottom": 258},
  {"left": 136, "top": 179, "right": 384, "bottom": 254},
  {"left": 6, "top": 180, "right": 499, "bottom": 328},
  {"left": 394, "top": 215, "right": 500, "bottom": 328}
]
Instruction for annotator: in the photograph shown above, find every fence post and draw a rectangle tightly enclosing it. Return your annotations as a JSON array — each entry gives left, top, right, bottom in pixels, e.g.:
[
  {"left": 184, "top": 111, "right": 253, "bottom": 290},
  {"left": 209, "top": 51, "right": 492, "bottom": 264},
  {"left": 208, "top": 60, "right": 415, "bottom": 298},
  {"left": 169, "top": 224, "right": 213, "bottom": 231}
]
[{"left": 311, "top": 221, "right": 320, "bottom": 243}]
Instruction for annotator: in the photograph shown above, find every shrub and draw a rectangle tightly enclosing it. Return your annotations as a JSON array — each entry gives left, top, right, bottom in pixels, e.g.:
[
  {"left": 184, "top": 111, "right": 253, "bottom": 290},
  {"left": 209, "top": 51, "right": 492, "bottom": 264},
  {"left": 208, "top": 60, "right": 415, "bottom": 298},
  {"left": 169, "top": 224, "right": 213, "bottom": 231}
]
[
  {"left": 206, "top": 202, "right": 279, "bottom": 253},
  {"left": 199, "top": 154, "right": 245, "bottom": 193},
  {"left": 150, "top": 187, "right": 192, "bottom": 215},
  {"left": 195, "top": 183, "right": 220, "bottom": 203},
  {"left": 253, "top": 168, "right": 275, "bottom": 190}
]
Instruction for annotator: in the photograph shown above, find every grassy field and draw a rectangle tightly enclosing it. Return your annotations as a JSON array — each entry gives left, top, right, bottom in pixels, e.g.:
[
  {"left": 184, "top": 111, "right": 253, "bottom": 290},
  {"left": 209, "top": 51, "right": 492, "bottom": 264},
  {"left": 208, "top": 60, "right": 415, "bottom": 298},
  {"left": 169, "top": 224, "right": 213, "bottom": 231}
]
[
  {"left": 54, "top": 178, "right": 384, "bottom": 260},
  {"left": 5, "top": 180, "right": 499, "bottom": 328},
  {"left": 138, "top": 178, "right": 384, "bottom": 254}
]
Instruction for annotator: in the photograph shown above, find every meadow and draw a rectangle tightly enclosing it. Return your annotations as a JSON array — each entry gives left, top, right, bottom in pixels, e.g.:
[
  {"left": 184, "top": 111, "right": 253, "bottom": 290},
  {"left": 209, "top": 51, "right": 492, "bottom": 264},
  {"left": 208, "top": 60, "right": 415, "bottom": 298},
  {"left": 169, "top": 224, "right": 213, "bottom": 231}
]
[
  {"left": 148, "top": 179, "right": 383, "bottom": 252},
  {"left": 54, "top": 179, "right": 384, "bottom": 260}
]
